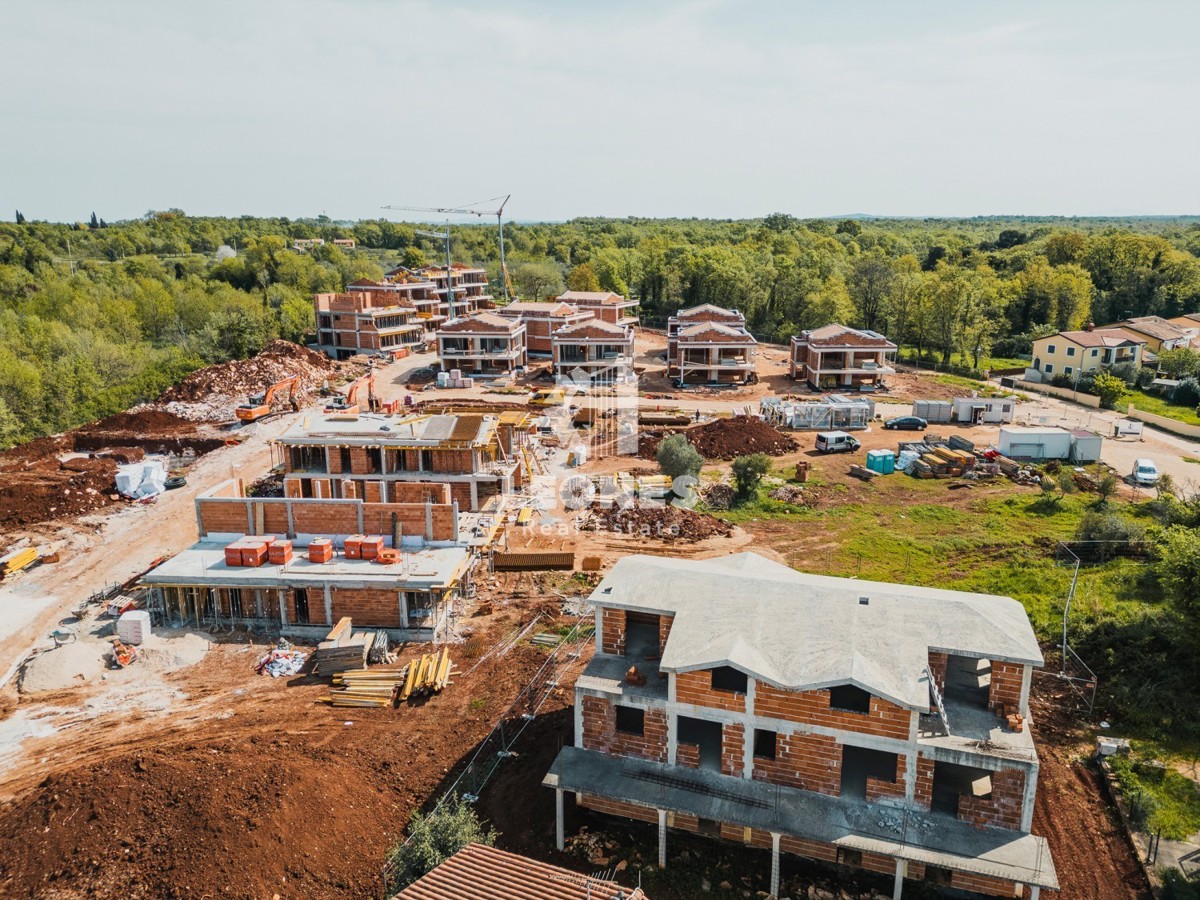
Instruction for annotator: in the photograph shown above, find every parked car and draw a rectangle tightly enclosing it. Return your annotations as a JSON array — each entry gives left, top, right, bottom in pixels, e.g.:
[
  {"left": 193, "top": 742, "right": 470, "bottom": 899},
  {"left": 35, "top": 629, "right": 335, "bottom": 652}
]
[
  {"left": 815, "top": 431, "right": 861, "bottom": 453},
  {"left": 1132, "top": 458, "right": 1159, "bottom": 487},
  {"left": 884, "top": 416, "right": 928, "bottom": 431}
]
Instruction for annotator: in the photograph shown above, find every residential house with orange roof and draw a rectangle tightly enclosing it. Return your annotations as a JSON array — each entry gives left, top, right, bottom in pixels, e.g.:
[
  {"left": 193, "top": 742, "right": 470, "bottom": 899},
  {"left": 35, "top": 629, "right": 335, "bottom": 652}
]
[
  {"left": 790, "top": 324, "right": 898, "bottom": 390},
  {"left": 551, "top": 318, "right": 636, "bottom": 383},
  {"left": 665, "top": 304, "right": 757, "bottom": 386},
  {"left": 1100, "top": 316, "right": 1191, "bottom": 353},
  {"left": 557, "top": 290, "right": 640, "bottom": 327},
  {"left": 1030, "top": 325, "right": 1146, "bottom": 382},
  {"left": 436, "top": 312, "right": 528, "bottom": 376},
  {"left": 496, "top": 301, "right": 593, "bottom": 356}
]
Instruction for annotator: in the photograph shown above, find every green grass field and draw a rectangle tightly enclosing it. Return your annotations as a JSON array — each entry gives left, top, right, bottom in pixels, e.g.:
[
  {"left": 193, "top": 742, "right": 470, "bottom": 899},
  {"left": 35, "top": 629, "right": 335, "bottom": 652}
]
[{"left": 1125, "top": 390, "right": 1200, "bottom": 426}]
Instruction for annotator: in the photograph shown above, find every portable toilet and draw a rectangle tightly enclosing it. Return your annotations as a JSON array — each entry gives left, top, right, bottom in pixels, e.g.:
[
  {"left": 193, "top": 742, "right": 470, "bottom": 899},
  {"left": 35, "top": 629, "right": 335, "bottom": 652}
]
[{"left": 866, "top": 449, "right": 896, "bottom": 475}]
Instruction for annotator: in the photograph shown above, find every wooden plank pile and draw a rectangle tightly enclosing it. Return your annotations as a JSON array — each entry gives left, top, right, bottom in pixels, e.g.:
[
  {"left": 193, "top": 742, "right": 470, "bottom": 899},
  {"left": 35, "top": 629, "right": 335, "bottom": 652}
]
[
  {"left": 313, "top": 617, "right": 371, "bottom": 675},
  {"left": 324, "top": 668, "right": 407, "bottom": 708},
  {"left": 399, "top": 647, "right": 455, "bottom": 701}
]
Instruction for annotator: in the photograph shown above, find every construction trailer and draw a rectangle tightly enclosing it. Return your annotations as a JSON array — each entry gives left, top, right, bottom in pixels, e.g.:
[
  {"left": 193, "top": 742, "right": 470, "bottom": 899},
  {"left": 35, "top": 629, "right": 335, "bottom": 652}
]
[
  {"left": 951, "top": 395, "right": 1015, "bottom": 425},
  {"left": 912, "top": 399, "right": 952, "bottom": 424},
  {"left": 759, "top": 395, "right": 874, "bottom": 431},
  {"left": 545, "top": 554, "right": 1058, "bottom": 900},
  {"left": 998, "top": 425, "right": 1102, "bottom": 462}
]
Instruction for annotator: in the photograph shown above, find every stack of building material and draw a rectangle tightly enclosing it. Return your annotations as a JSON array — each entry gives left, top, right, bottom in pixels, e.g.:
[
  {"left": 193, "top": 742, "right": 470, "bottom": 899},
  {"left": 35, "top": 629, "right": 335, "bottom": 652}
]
[
  {"left": 0, "top": 547, "right": 39, "bottom": 579},
  {"left": 241, "top": 540, "right": 269, "bottom": 567},
  {"left": 116, "top": 610, "right": 151, "bottom": 645},
  {"left": 312, "top": 617, "right": 371, "bottom": 674},
  {"left": 224, "top": 541, "right": 246, "bottom": 567},
  {"left": 398, "top": 647, "right": 454, "bottom": 700},
  {"left": 344, "top": 535, "right": 365, "bottom": 559},
  {"left": 359, "top": 535, "right": 385, "bottom": 561},
  {"left": 308, "top": 538, "right": 333, "bottom": 563},
  {"left": 367, "top": 630, "right": 390, "bottom": 664},
  {"left": 268, "top": 539, "right": 293, "bottom": 565},
  {"left": 324, "top": 668, "right": 407, "bottom": 707},
  {"left": 376, "top": 547, "right": 400, "bottom": 564}
]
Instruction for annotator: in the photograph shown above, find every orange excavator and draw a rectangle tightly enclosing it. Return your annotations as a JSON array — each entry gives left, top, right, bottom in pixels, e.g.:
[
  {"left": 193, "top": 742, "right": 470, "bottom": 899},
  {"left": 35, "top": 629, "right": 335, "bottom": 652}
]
[
  {"left": 324, "top": 371, "right": 377, "bottom": 415},
  {"left": 236, "top": 376, "right": 300, "bottom": 422}
]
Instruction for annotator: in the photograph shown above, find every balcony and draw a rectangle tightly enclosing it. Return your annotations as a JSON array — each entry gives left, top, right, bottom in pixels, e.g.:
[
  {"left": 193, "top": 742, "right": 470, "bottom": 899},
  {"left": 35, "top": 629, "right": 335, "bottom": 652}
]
[{"left": 577, "top": 653, "right": 668, "bottom": 703}]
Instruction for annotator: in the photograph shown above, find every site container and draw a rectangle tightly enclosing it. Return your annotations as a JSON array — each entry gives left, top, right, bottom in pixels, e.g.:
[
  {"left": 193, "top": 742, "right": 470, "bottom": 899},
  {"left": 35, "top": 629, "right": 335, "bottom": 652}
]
[{"left": 913, "top": 400, "right": 953, "bottom": 424}]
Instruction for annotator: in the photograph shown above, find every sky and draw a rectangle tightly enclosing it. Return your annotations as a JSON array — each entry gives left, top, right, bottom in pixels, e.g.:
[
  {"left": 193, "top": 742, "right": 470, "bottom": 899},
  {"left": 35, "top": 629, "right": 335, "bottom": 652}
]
[{"left": 2, "top": 0, "right": 1198, "bottom": 223}]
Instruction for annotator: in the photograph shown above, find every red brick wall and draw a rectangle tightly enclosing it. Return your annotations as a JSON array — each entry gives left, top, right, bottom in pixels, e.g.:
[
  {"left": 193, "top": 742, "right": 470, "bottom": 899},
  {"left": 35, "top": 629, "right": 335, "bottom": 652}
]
[
  {"left": 601, "top": 607, "right": 625, "bottom": 654},
  {"left": 958, "top": 768, "right": 1025, "bottom": 831},
  {"left": 659, "top": 614, "right": 673, "bottom": 655},
  {"left": 580, "top": 695, "right": 667, "bottom": 762},
  {"left": 913, "top": 755, "right": 935, "bottom": 810},
  {"left": 865, "top": 754, "right": 906, "bottom": 804},
  {"left": 578, "top": 794, "right": 659, "bottom": 825},
  {"left": 292, "top": 503, "right": 360, "bottom": 535},
  {"left": 779, "top": 834, "right": 838, "bottom": 863},
  {"left": 387, "top": 482, "right": 451, "bottom": 504},
  {"left": 950, "top": 870, "right": 1022, "bottom": 897},
  {"left": 331, "top": 588, "right": 400, "bottom": 627},
  {"left": 755, "top": 683, "right": 910, "bottom": 740},
  {"left": 928, "top": 651, "right": 948, "bottom": 699},
  {"left": 287, "top": 588, "right": 328, "bottom": 627},
  {"left": 990, "top": 661, "right": 1025, "bottom": 715},
  {"left": 721, "top": 723, "right": 745, "bottom": 777},
  {"left": 674, "top": 669, "right": 746, "bottom": 713},
  {"left": 751, "top": 731, "right": 841, "bottom": 795},
  {"left": 676, "top": 742, "right": 700, "bottom": 769},
  {"left": 197, "top": 500, "right": 251, "bottom": 535}
]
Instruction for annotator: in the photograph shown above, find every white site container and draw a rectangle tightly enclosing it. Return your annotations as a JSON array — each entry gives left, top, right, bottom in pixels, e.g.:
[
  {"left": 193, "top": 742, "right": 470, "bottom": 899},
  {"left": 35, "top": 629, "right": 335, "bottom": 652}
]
[
  {"left": 116, "top": 610, "right": 151, "bottom": 645},
  {"left": 998, "top": 426, "right": 1073, "bottom": 460}
]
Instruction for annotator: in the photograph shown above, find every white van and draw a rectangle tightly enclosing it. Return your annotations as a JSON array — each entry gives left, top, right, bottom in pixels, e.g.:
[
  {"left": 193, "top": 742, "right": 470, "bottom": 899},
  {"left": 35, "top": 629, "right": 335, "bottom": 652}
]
[
  {"left": 1132, "top": 459, "right": 1159, "bottom": 487},
  {"left": 815, "top": 431, "right": 861, "bottom": 454}
]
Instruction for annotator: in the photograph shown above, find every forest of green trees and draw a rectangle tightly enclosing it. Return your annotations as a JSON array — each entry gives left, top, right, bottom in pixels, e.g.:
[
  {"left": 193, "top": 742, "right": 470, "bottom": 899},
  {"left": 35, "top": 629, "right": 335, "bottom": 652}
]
[{"left": 2, "top": 210, "right": 1199, "bottom": 447}]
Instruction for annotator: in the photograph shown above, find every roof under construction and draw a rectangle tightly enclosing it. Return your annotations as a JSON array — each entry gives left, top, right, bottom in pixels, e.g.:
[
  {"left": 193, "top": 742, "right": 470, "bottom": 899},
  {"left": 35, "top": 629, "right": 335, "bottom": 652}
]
[
  {"left": 394, "top": 843, "right": 646, "bottom": 900},
  {"left": 277, "top": 412, "right": 498, "bottom": 448},
  {"left": 591, "top": 553, "right": 1043, "bottom": 710}
]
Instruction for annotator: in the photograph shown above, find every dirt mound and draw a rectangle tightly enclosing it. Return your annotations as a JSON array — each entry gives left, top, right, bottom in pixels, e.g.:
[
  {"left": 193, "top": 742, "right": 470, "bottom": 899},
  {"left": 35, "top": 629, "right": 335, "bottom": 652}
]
[
  {"left": 639, "top": 415, "right": 798, "bottom": 461},
  {"left": 584, "top": 501, "right": 733, "bottom": 543},
  {"left": 157, "top": 340, "right": 338, "bottom": 413},
  {"left": 79, "top": 409, "right": 197, "bottom": 434},
  {"left": 0, "top": 455, "right": 118, "bottom": 528}
]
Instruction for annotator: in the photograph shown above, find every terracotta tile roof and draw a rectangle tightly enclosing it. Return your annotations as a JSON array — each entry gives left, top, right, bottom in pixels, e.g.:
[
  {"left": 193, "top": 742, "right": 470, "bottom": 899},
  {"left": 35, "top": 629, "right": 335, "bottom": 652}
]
[
  {"left": 1112, "top": 316, "right": 1189, "bottom": 342},
  {"left": 1042, "top": 328, "right": 1146, "bottom": 348},
  {"left": 797, "top": 324, "right": 896, "bottom": 349},
  {"left": 395, "top": 843, "right": 646, "bottom": 900},
  {"left": 1166, "top": 313, "right": 1200, "bottom": 328},
  {"left": 553, "top": 319, "right": 633, "bottom": 340},
  {"left": 438, "top": 312, "right": 520, "bottom": 334}
]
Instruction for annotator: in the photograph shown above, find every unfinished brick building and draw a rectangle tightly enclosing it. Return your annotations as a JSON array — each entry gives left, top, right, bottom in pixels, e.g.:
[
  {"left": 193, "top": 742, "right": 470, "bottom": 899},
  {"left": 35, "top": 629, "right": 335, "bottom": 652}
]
[
  {"left": 556, "top": 290, "right": 640, "bottom": 327},
  {"left": 666, "top": 304, "right": 757, "bottom": 385},
  {"left": 495, "top": 301, "right": 592, "bottom": 356},
  {"left": 413, "top": 263, "right": 492, "bottom": 319},
  {"left": 273, "top": 409, "right": 530, "bottom": 512},
  {"left": 436, "top": 312, "right": 528, "bottom": 376},
  {"left": 790, "top": 324, "right": 898, "bottom": 390},
  {"left": 545, "top": 554, "right": 1057, "bottom": 899},
  {"left": 551, "top": 318, "right": 636, "bottom": 384},
  {"left": 315, "top": 278, "right": 428, "bottom": 360}
]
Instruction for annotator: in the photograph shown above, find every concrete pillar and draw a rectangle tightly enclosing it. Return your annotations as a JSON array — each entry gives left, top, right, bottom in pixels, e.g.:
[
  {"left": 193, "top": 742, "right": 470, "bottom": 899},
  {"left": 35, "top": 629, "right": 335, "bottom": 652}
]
[
  {"left": 469, "top": 479, "right": 479, "bottom": 512},
  {"left": 1020, "top": 765, "right": 1039, "bottom": 832},
  {"left": 323, "top": 584, "right": 332, "bottom": 625},
  {"left": 277, "top": 589, "right": 287, "bottom": 627},
  {"left": 1019, "top": 663, "right": 1033, "bottom": 715},
  {"left": 666, "top": 711, "right": 677, "bottom": 764},
  {"left": 892, "top": 859, "right": 906, "bottom": 899},
  {"left": 555, "top": 788, "right": 565, "bottom": 851},
  {"left": 657, "top": 809, "right": 667, "bottom": 868},
  {"left": 1030, "top": 887, "right": 1040, "bottom": 900},
  {"left": 770, "top": 832, "right": 781, "bottom": 898}
]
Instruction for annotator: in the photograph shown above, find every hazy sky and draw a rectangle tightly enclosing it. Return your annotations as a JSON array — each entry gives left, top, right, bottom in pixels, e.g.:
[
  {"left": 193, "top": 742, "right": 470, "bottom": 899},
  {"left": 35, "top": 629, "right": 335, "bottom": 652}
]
[{"left": 2, "top": 1, "right": 1198, "bottom": 222}]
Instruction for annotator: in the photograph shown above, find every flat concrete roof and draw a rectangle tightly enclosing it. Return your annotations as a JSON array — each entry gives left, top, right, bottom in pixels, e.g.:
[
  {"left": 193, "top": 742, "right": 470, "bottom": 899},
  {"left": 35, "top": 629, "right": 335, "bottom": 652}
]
[
  {"left": 142, "top": 541, "right": 471, "bottom": 591},
  {"left": 277, "top": 411, "right": 497, "bottom": 448},
  {"left": 591, "top": 554, "right": 1043, "bottom": 710},
  {"left": 546, "top": 747, "right": 1058, "bottom": 890}
]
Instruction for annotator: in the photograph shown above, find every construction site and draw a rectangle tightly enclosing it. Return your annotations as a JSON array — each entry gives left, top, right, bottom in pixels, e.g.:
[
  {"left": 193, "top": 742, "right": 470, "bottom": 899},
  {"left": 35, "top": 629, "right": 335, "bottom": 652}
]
[{"left": 0, "top": 328, "right": 1162, "bottom": 900}]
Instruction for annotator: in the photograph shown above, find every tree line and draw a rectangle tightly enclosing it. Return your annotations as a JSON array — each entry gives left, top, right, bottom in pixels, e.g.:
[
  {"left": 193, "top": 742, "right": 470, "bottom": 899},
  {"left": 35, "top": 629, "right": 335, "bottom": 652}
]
[{"left": 2, "top": 211, "right": 1199, "bottom": 447}]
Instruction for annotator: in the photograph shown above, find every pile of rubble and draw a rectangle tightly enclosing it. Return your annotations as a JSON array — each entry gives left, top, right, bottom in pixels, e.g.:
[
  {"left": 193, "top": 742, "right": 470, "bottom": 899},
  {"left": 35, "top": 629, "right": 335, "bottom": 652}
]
[
  {"left": 701, "top": 482, "right": 735, "bottom": 510},
  {"left": 156, "top": 340, "right": 340, "bottom": 421},
  {"left": 639, "top": 415, "right": 798, "bottom": 461},
  {"left": 767, "top": 484, "right": 807, "bottom": 504},
  {"left": 582, "top": 501, "right": 733, "bottom": 543}
]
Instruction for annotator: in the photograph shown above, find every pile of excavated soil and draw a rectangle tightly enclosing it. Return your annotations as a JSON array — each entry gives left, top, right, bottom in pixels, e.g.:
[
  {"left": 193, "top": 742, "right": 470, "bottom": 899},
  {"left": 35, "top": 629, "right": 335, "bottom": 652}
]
[
  {"left": 638, "top": 415, "right": 798, "bottom": 461},
  {"left": 583, "top": 501, "right": 733, "bottom": 543},
  {"left": 156, "top": 340, "right": 339, "bottom": 420},
  {"left": 72, "top": 409, "right": 228, "bottom": 455},
  {"left": 0, "top": 454, "right": 118, "bottom": 528}
]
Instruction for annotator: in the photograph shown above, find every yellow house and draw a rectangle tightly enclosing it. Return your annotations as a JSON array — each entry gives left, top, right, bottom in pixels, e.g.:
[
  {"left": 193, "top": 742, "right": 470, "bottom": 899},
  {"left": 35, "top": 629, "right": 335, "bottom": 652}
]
[
  {"left": 1103, "top": 316, "right": 1190, "bottom": 353},
  {"left": 1030, "top": 326, "right": 1145, "bottom": 382}
]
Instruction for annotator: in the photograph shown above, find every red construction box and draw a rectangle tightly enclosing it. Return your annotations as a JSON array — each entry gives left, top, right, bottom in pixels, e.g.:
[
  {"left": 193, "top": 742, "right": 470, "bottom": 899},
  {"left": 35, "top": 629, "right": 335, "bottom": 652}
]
[
  {"left": 343, "top": 534, "right": 366, "bottom": 560},
  {"left": 224, "top": 541, "right": 245, "bottom": 567},
  {"left": 258, "top": 534, "right": 278, "bottom": 548},
  {"left": 359, "top": 536, "right": 385, "bottom": 561},
  {"left": 267, "top": 540, "right": 293, "bottom": 565},
  {"left": 307, "top": 538, "right": 333, "bottom": 564},
  {"left": 241, "top": 541, "right": 269, "bottom": 567}
]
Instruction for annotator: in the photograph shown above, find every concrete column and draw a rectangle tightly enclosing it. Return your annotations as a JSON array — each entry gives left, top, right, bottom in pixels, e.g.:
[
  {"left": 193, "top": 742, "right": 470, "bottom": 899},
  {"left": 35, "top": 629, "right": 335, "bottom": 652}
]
[
  {"left": 1019, "top": 663, "right": 1033, "bottom": 715},
  {"left": 555, "top": 789, "right": 565, "bottom": 851},
  {"left": 469, "top": 480, "right": 479, "bottom": 512},
  {"left": 1030, "top": 887, "right": 1040, "bottom": 900},
  {"left": 323, "top": 584, "right": 332, "bottom": 625},
  {"left": 892, "top": 859, "right": 907, "bottom": 899},
  {"left": 666, "top": 711, "right": 677, "bottom": 764},
  {"left": 770, "top": 832, "right": 781, "bottom": 898},
  {"left": 657, "top": 809, "right": 667, "bottom": 868},
  {"left": 356, "top": 502, "right": 365, "bottom": 534},
  {"left": 399, "top": 590, "right": 409, "bottom": 628},
  {"left": 277, "top": 589, "right": 288, "bottom": 627},
  {"left": 1020, "top": 765, "right": 1039, "bottom": 832},
  {"left": 574, "top": 695, "right": 584, "bottom": 748}
]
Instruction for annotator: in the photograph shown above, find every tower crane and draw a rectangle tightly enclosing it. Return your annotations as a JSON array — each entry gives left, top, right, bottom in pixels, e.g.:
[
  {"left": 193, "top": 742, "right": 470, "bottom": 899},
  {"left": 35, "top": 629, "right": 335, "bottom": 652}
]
[
  {"left": 413, "top": 227, "right": 456, "bottom": 319},
  {"left": 382, "top": 194, "right": 513, "bottom": 303}
]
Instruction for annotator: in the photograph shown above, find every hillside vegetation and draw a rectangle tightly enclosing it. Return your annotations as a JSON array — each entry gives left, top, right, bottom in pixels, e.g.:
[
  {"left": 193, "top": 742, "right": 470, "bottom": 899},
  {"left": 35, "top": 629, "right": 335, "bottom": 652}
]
[{"left": 3, "top": 211, "right": 1200, "bottom": 446}]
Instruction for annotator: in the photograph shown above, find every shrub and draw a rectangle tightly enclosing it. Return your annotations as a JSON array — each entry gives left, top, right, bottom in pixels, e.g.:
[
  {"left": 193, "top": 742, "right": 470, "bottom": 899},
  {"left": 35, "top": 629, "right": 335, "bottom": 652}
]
[
  {"left": 1074, "top": 510, "right": 1144, "bottom": 559},
  {"left": 1092, "top": 371, "right": 1128, "bottom": 409},
  {"left": 656, "top": 433, "right": 702, "bottom": 481},
  {"left": 1171, "top": 376, "right": 1200, "bottom": 409},
  {"left": 731, "top": 453, "right": 771, "bottom": 499},
  {"left": 1135, "top": 366, "right": 1156, "bottom": 390},
  {"left": 1110, "top": 361, "right": 1140, "bottom": 386},
  {"left": 1096, "top": 472, "right": 1119, "bottom": 503},
  {"left": 1154, "top": 526, "right": 1200, "bottom": 615},
  {"left": 1162, "top": 868, "right": 1200, "bottom": 900},
  {"left": 386, "top": 796, "right": 497, "bottom": 892},
  {"left": 1076, "top": 372, "right": 1097, "bottom": 395},
  {"left": 1050, "top": 373, "right": 1073, "bottom": 388}
]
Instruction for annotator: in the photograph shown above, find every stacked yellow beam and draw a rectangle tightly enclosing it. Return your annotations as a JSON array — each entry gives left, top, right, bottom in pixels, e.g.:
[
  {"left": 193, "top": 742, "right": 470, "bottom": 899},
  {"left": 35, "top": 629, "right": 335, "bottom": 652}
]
[
  {"left": 0, "top": 547, "right": 39, "bottom": 579},
  {"left": 323, "top": 668, "right": 407, "bottom": 708},
  {"left": 399, "top": 648, "right": 454, "bottom": 701}
]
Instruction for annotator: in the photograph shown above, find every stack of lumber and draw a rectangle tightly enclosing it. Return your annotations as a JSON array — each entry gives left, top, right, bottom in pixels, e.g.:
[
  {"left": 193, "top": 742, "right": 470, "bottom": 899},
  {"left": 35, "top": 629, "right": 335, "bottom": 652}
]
[
  {"left": 0, "top": 547, "right": 39, "bottom": 579},
  {"left": 399, "top": 647, "right": 455, "bottom": 701},
  {"left": 313, "top": 617, "right": 371, "bottom": 675},
  {"left": 324, "top": 668, "right": 408, "bottom": 708},
  {"left": 848, "top": 464, "right": 878, "bottom": 481}
]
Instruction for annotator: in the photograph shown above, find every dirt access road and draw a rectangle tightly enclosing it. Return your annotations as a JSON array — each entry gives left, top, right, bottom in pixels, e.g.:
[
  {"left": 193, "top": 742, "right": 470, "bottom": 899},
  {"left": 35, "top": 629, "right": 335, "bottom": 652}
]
[{"left": 0, "top": 414, "right": 296, "bottom": 686}]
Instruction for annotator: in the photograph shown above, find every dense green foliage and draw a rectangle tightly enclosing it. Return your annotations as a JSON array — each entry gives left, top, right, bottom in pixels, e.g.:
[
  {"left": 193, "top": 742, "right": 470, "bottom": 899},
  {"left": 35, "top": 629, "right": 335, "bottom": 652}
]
[
  {"left": 385, "top": 795, "right": 497, "bottom": 892},
  {"left": 4, "top": 211, "right": 1200, "bottom": 445},
  {"left": 656, "top": 433, "right": 703, "bottom": 481},
  {"left": 730, "top": 453, "right": 771, "bottom": 499},
  {"left": 1108, "top": 750, "right": 1200, "bottom": 839}
]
